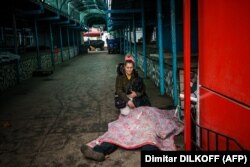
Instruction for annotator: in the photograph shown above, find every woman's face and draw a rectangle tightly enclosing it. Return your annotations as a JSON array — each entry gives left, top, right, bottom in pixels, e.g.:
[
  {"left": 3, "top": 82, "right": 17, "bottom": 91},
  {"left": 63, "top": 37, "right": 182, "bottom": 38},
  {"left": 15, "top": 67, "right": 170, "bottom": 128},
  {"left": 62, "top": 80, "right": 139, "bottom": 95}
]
[{"left": 124, "top": 62, "right": 134, "bottom": 76}]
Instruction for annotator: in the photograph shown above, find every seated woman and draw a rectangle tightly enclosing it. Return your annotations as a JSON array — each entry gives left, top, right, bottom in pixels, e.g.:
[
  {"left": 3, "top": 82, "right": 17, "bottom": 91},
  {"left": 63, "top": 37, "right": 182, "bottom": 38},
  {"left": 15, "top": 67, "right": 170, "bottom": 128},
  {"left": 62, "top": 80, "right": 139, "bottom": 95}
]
[
  {"left": 80, "top": 55, "right": 175, "bottom": 162},
  {"left": 115, "top": 55, "right": 151, "bottom": 111}
]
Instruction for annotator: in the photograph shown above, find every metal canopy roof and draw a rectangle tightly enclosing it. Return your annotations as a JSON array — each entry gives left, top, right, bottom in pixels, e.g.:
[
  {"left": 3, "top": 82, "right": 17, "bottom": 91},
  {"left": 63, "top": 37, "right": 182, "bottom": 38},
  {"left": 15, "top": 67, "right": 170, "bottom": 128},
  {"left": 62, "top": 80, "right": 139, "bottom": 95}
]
[
  {"left": 107, "top": 0, "right": 141, "bottom": 31},
  {"left": 7, "top": 0, "right": 195, "bottom": 31},
  {"left": 40, "top": 0, "right": 107, "bottom": 29},
  {"left": 108, "top": 0, "right": 193, "bottom": 31}
]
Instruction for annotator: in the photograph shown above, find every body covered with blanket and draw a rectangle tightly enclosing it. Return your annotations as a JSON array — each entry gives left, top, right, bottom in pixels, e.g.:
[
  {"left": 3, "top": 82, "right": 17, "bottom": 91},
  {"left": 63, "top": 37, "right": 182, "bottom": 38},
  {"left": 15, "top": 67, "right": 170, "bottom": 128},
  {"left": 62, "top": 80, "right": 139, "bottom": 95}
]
[{"left": 87, "top": 106, "right": 183, "bottom": 151}]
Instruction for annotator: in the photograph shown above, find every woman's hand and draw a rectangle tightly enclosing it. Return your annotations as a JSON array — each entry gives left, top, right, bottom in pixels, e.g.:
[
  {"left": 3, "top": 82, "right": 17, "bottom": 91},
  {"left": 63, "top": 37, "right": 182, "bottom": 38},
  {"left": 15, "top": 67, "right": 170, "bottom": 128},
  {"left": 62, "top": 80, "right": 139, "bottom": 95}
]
[
  {"left": 127, "top": 100, "right": 136, "bottom": 108},
  {"left": 128, "top": 91, "right": 137, "bottom": 98}
]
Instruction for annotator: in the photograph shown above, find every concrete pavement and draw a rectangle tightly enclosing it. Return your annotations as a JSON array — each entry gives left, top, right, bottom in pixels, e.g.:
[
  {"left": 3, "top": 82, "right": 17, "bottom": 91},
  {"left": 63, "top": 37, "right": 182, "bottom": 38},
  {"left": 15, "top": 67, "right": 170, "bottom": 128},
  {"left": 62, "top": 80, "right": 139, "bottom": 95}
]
[{"left": 0, "top": 51, "right": 182, "bottom": 167}]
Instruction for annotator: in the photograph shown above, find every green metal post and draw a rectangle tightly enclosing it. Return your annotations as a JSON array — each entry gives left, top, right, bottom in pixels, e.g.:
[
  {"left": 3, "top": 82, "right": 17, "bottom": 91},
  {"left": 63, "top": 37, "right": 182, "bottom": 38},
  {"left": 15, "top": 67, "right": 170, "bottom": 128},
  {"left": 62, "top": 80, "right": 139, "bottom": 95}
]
[
  {"left": 49, "top": 23, "right": 55, "bottom": 68},
  {"left": 34, "top": 19, "right": 41, "bottom": 69},
  {"left": 133, "top": 14, "right": 137, "bottom": 69},
  {"left": 12, "top": 13, "right": 18, "bottom": 54},
  {"left": 59, "top": 26, "right": 64, "bottom": 62},
  {"left": 141, "top": 0, "right": 147, "bottom": 78},
  {"left": 123, "top": 29, "right": 125, "bottom": 54},
  {"left": 119, "top": 29, "right": 122, "bottom": 54},
  {"left": 67, "top": 27, "right": 70, "bottom": 60},
  {"left": 88, "top": 27, "right": 90, "bottom": 47},
  {"left": 13, "top": 11, "right": 20, "bottom": 83},
  {"left": 129, "top": 23, "right": 132, "bottom": 54},
  {"left": 157, "top": 0, "right": 165, "bottom": 95},
  {"left": 126, "top": 26, "right": 128, "bottom": 53},
  {"left": 76, "top": 30, "right": 79, "bottom": 55},
  {"left": 171, "top": 0, "right": 178, "bottom": 106},
  {"left": 72, "top": 30, "right": 75, "bottom": 56}
]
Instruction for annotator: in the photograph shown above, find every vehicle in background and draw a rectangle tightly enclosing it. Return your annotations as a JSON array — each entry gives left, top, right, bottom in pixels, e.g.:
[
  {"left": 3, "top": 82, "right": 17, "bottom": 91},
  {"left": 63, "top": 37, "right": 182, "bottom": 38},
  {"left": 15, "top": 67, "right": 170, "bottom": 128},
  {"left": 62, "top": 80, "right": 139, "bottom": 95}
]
[{"left": 107, "top": 38, "right": 120, "bottom": 54}]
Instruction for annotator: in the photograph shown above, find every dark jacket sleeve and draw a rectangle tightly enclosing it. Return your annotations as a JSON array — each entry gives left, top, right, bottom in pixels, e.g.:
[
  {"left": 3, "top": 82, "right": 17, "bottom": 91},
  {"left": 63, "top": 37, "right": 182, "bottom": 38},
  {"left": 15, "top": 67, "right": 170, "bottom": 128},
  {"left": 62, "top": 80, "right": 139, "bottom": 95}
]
[
  {"left": 133, "top": 70, "right": 146, "bottom": 97},
  {"left": 116, "top": 75, "right": 130, "bottom": 102},
  {"left": 135, "top": 79, "right": 146, "bottom": 97}
]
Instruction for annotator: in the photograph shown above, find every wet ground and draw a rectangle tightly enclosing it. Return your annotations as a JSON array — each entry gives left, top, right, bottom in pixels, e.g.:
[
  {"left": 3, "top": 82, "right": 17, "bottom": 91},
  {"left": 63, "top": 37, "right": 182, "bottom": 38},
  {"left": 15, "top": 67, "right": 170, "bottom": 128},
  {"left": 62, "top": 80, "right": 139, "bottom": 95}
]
[{"left": 0, "top": 51, "right": 183, "bottom": 167}]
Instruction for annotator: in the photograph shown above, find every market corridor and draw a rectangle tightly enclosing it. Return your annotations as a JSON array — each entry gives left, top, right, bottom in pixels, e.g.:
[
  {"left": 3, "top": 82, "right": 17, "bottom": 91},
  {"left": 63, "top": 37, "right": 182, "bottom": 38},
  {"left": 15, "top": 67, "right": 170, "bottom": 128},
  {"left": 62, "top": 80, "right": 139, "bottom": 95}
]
[{"left": 0, "top": 52, "right": 180, "bottom": 167}]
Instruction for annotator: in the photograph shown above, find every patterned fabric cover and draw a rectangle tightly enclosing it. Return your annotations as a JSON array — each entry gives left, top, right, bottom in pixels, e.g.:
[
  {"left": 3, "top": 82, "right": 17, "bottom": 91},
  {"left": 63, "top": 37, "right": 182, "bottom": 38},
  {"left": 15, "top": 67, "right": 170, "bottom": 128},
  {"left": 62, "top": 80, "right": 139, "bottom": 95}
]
[{"left": 87, "top": 106, "right": 183, "bottom": 151}]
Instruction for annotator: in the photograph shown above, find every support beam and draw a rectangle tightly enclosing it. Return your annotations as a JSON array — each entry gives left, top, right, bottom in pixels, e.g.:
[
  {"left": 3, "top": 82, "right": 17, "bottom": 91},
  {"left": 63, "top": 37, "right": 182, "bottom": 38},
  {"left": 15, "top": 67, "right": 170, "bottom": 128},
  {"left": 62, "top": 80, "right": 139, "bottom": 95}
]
[
  {"left": 38, "top": 15, "right": 60, "bottom": 21},
  {"left": 123, "top": 27, "right": 126, "bottom": 53},
  {"left": 129, "top": 24, "right": 132, "bottom": 54},
  {"left": 141, "top": 0, "right": 147, "bottom": 78},
  {"left": 22, "top": 28, "right": 25, "bottom": 52},
  {"left": 12, "top": 13, "right": 18, "bottom": 54},
  {"left": 133, "top": 14, "right": 137, "bottom": 69},
  {"left": 184, "top": 0, "right": 191, "bottom": 151},
  {"left": 88, "top": 27, "right": 90, "bottom": 47},
  {"left": 23, "top": 10, "right": 44, "bottom": 15},
  {"left": 12, "top": 12, "right": 21, "bottom": 83},
  {"left": 124, "top": 28, "right": 127, "bottom": 53},
  {"left": 123, "top": 29, "right": 125, "bottom": 54},
  {"left": 108, "top": 21, "right": 155, "bottom": 29},
  {"left": 72, "top": 26, "right": 83, "bottom": 30},
  {"left": 109, "top": 17, "right": 132, "bottom": 20},
  {"left": 54, "top": 20, "right": 70, "bottom": 24},
  {"left": 23, "top": 3, "right": 44, "bottom": 15},
  {"left": 72, "top": 30, "right": 75, "bottom": 56},
  {"left": 76, "top": 30, "right": 79, "bottom": 55},
  {"left": 108, "top": 20, "right": 130, "bottom": 24},
  {"left": 126, "top": 26, "right": 129, "bottom": 53},
  {"left": 1, "top": 27, "right": 5, "bottom": 44},
  {"left": 59, "top": 26, "right": 64, "bottom": 62},
  {"left": 34, "top": 19, "right": 41, "bottom": 69},
  {"left": 108, "top": 23, "right": 123, "bottom": 27},
  {"left": 157, "top": 0, "right": 165, "bottom": 95},
  {"left": 170, "top": 0, "right": 178, "bottom": 106},
  {"left": 105, "top": 9, "right": 142, "bottom": 14},
  {"left": 15, "top": 59, "right": 20, "bottom": 84},
  {"left": 63, "top": 23, "right": 77, "bottom": 27},
  {"left": 68, "top": 23, "right": 78, "bottom": 27},
  {"left": 49, "top": 24, "right": 55, "bottom": 68},
  {"left": 59, "top": 0, "right": 68, "bottom": 11},
  {"left": 67, "top": 27, "right": 70, "bottom": 60},
  {"left": 120, "top": 29, "right": 122, "bottom": 54},
  {"left": 56, "top": 0, "right": 59, "bottom": 8}
]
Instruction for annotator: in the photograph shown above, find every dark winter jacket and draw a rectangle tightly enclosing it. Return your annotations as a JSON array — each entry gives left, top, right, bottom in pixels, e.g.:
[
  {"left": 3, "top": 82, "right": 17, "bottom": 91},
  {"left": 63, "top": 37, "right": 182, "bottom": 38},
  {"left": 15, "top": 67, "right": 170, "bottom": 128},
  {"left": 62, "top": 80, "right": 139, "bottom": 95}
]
[{"left": 115, "top": 70, "right": 146, "bottom": 102}]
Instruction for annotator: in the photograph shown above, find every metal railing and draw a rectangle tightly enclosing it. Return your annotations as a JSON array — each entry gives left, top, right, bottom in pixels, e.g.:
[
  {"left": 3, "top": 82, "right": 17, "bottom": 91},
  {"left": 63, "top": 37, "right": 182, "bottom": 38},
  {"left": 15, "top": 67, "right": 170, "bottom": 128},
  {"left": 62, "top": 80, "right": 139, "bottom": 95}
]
[{"left": 190, "top": 107, "right": 244, "bottom": 151}]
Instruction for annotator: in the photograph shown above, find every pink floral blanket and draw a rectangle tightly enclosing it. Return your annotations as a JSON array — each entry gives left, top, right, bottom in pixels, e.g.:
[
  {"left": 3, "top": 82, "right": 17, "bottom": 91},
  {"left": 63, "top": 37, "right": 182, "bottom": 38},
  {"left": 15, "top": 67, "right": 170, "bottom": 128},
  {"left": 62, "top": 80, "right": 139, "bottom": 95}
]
[{"left": 87, "top": 106, "right": 183, "bottom": 151}]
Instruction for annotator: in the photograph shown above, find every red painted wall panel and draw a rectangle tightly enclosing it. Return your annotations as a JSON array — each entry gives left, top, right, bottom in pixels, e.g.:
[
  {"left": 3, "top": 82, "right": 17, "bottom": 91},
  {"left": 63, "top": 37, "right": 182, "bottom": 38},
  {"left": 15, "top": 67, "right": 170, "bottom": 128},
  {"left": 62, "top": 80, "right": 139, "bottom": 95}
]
[
  {"left": 199, "top": 0, "right": 250, "bottom": 106},
  {"left": 200, "top": 88, "right": 250, "bottom": 150},
  {"left": 199, "top": 0, "right": 250, "bottom": 150}
]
